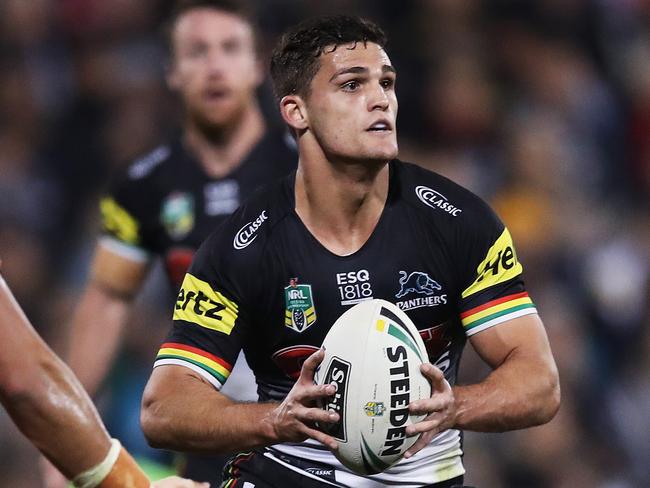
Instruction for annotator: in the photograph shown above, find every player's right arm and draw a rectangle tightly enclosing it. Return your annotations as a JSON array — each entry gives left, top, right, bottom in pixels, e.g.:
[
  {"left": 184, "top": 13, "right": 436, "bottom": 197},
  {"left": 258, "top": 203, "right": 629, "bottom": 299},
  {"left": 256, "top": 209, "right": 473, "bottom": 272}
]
[
  {"left": 141, "top": 350, "right": 339, "bottom": 453},
  {"left": 66, "top": 243, "right": 148, "bottom": 395},
  {"left": 0, "top": 270, "right": 205, "bottom": 488}
]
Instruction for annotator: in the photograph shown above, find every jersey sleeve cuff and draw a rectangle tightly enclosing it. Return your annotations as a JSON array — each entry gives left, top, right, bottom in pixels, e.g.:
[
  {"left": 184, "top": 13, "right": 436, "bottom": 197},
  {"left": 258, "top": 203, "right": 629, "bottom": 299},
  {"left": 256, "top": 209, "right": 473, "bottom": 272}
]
[
  {"left": 154, "top": 342, "right": 233, "bottom": 390},
  {"left": 99, "top": 236, "right": 151, "bottom": 263},
  {"left": 461, "top": 291, "right": 537, "bottom": 336}
]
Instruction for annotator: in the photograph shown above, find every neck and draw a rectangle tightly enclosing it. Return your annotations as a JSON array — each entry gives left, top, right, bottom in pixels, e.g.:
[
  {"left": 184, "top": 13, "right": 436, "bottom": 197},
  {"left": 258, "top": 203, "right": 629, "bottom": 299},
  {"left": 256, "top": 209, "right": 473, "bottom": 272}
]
[
  {"left": 183, "top": 102, "right": 265, "bottom": 178},
  {"left": 295, "top": 149, "right": 390, "bottom": 256}
]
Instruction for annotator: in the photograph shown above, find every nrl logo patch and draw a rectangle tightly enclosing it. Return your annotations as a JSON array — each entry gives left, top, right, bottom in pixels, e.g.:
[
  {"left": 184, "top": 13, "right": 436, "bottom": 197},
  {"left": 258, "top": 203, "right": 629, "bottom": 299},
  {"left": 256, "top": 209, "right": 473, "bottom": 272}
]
[
  {"left": 284, "top": 277, "right": 317, "bottom": 333},
  {"left": 161, "top": 192, "right": 195, "bottom": 240}
]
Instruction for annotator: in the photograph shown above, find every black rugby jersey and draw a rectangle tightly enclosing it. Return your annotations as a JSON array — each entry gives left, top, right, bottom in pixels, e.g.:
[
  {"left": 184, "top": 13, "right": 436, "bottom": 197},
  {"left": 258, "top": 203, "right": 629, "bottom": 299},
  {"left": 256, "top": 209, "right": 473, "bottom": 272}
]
[
  {"left": 154, "top": 159, "right": 539, "bottom": 485},
  {"left": 155, "top": 160, "right": 537, "bottom": 399},
  {"left": 99, "top": 127, "right": 297, "bottom": 290}
]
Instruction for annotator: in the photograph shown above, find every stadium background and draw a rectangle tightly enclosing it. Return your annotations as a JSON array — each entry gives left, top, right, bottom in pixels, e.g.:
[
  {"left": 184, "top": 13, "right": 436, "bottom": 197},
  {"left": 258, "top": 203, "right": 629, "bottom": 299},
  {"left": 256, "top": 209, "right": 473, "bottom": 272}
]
[{"left": 0, "top": 0, "right": 648, "bottom": 486}]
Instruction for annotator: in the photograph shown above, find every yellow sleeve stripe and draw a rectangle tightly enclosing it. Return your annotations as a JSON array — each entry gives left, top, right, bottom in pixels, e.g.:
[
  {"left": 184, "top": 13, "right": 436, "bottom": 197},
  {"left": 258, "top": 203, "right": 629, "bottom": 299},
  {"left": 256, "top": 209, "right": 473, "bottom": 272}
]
[
  {"left": 461, "top": 292, "right": 536, "bottom": 332},
  {"left": 100, "top": 197, "right": 140, "bottom": 245},
  {"left": 173, "top": 273, "right": 239, "bottom": 335},
  {"left": 462, "top": 297, "right": 533, "bottom": 325},
  {"left": 157, "top": 345, "right": 230, "bottom": 384}
]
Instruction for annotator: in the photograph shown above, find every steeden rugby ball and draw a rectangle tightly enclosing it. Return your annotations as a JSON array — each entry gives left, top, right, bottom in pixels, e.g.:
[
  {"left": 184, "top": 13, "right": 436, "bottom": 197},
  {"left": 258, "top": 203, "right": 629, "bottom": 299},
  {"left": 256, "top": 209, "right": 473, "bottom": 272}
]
[{"left": 314, "top": 299, "right": 431, "bottom": 475}]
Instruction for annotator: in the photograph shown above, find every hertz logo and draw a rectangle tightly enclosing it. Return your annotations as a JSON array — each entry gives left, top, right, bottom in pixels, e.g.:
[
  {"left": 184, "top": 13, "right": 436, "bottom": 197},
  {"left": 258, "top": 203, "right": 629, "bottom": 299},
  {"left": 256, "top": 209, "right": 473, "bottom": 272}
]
[
  {"left": 476, "top": 245, "right": 516, "bottom": 282},
  {"left": 462, "top": 228, "right": 523, "bottom": 298},
  {"left": 173, "top": 274, "right": 239, "bottom": 334}
]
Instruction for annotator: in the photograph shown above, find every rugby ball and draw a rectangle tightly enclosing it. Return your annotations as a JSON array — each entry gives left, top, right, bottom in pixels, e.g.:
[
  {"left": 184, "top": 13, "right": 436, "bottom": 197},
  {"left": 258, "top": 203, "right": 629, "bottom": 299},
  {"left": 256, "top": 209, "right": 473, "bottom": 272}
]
[{"left": 314, "top": 299, "right": 431, "bottom": 475}]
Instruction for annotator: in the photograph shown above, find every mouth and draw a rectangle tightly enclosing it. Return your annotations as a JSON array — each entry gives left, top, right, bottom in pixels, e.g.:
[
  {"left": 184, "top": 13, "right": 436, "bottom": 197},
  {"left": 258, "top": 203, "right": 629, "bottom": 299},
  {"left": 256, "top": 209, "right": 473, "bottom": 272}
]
[
  {"left": 203, "top": 88, "right": 231, "bottom": 102},
  {"left": 366, "top": 119, "right": 393, "bottom": 133}
]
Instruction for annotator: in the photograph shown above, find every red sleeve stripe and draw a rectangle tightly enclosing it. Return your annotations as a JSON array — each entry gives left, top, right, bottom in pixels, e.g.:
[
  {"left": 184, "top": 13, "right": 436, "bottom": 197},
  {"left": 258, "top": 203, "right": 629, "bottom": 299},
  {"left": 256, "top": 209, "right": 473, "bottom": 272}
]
[
  {"left": 460, "top": 291, "right": 530, "bottom": 319},
  {"left": 160, "top": 342, "right": 233, "bottom": 371}
]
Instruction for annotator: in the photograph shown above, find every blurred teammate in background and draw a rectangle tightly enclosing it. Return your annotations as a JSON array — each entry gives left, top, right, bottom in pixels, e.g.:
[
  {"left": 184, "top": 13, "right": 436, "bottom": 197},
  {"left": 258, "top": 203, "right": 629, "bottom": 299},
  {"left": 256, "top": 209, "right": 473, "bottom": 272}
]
[
  {"left": 141, "top": 15, "right": 560, "bottom": 487},
  {"left": 54, "top": 0, "right": 296, "bottom": 485},
  {"left": 0, "top": 269, "right": 206, "bottom": 488}
]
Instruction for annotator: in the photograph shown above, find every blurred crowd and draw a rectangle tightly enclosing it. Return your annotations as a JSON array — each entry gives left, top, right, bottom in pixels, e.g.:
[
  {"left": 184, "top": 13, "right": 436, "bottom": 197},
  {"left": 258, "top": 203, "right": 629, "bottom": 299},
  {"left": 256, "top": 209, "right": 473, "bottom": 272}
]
[{"left": 0, "top": 0, "right": 648, "bottom": 486}]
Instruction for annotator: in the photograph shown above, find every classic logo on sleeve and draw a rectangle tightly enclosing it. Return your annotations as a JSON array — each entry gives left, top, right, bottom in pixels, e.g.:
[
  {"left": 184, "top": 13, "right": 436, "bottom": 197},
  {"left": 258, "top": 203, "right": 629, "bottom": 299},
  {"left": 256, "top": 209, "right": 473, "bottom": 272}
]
[
  {"left": 100, "top": 197, "right": 140, "bottom": 245},
  {"left": 415, "top": 186, "right": 462, "bottom": 217},
  {"left": 233, "top": 210, "right": 267, "bottom": 250},
  {"left": 462, "top": 228, "right": 523, "bottom": 298},
  {"left": 174, "top": 273, "right": 239, "bottom": 334}
]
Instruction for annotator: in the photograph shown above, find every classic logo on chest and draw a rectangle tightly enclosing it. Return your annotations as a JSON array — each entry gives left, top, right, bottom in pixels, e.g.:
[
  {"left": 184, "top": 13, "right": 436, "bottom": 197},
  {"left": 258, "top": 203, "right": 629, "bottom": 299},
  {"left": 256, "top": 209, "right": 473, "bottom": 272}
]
[{"left": 284, "top": 277, "right": 317, "bottom": 332}]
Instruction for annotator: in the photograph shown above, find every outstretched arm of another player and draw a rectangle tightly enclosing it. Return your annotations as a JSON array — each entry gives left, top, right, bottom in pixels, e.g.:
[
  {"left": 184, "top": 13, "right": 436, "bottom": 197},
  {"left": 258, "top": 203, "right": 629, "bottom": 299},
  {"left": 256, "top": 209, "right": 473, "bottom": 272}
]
[
  {"left": 141, "top": 349, "right": 339, "bottom": 453},
  {"left": 0, "top": 270, "right": 206, "bottom": 487},
  {"left": 404, "top": 313, "right": 560, "bottom": 457},
  {"left": 66, "top": 244, "right": 149, "bottom": 396}
]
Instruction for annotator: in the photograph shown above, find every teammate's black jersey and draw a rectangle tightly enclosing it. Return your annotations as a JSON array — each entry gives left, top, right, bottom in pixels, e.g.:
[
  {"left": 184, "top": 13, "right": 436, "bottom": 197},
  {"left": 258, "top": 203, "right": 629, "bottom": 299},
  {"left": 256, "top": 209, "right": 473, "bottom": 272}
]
[
  {"left": 99, "top": 128, "right": 297, "bottom": 290},
  {"left": 154, "top": 159, "right": 538, "bottom": 485}
]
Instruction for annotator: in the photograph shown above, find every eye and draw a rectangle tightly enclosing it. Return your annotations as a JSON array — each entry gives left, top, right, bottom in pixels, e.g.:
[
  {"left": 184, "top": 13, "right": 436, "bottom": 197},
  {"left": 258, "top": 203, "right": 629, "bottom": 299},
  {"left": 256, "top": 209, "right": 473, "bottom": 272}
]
[
  {"left": 380, "top": 78, "right": 395, "bottom": 90},
  {"left": 186, "top": 44, "right": 208, "bottom": 59},
  {"left": 342, "top": 80, "right": 360, "bottom": 92}
]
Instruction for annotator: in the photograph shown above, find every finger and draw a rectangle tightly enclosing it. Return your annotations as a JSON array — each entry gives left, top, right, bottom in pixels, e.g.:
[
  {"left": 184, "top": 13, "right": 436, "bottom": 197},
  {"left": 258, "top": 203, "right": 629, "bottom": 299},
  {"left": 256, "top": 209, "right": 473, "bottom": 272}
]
[
  {"left": 420, "top": 363, "right": 449, "bottom": 392},
  {"left": 409, "top": 396, "right": 450, "bottom": 415},
  {"left": 293, "top": 381, "right": 337, "bottom": 404},
  {"left": 403, "top": 431, "right": 434, "bottom": 459},
  {"left": 298, "top": 349, "right": 325, "bottom": 383},
  {"left": 300, "top": 425, "right": 339, "bottom": 451},
  {"left": 405, "top": 416, "right": 443, "bottom": 437},
  {"left": 298, "top": 404, "right": 340, "bottom": 425}
]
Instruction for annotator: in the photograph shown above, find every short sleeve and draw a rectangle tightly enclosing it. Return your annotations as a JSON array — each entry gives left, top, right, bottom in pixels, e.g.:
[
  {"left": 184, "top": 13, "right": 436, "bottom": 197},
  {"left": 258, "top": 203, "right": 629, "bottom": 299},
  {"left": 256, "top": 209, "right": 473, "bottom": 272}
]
[
  {"left": 455, "top": 203, "right": 537, "bottom": 337},
  {"left": 98, "top": 174, "right": 154, "bottom": 261},
  {"left": 153, "top": 232, "right": 249, "bottom": 390}
]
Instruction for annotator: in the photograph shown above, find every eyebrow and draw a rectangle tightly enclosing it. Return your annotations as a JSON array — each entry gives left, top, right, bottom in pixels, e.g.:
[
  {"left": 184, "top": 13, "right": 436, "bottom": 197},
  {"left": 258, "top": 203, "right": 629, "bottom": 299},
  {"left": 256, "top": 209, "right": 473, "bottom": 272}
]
[{"left": 329, "top": 64, "right": 396, "bottom": 82}]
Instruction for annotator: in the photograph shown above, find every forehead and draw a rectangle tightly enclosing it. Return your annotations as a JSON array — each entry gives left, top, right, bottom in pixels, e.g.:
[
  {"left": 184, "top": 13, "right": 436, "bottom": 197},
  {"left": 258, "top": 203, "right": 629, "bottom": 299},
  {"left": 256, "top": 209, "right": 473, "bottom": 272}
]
[
  {"left": 318, "top": 42, "right": 393, "bottom": 76},
  {"left": 172, "top": 8, "right": 253, "bottom": 46}
]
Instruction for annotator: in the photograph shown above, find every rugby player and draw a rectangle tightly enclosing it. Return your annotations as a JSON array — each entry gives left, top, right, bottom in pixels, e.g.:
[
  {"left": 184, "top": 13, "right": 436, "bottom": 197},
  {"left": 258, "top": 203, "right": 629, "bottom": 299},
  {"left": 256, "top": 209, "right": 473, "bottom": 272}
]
[
  {"left": 55, "top": 0, "right": 296, "bottom": 485},
  {"left": 141, "top": 15, "right": 561, "bottom": 487},
  {"left": 0, "top": 270, "right": 205, "bottom": 488}
]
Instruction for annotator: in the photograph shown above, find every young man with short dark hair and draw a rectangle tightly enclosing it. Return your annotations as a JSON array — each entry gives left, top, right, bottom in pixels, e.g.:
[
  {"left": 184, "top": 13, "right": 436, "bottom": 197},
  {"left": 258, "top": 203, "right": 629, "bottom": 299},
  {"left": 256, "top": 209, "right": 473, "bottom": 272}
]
[{"left": 142, "top": 15, "right": 560, "bottom": 487}]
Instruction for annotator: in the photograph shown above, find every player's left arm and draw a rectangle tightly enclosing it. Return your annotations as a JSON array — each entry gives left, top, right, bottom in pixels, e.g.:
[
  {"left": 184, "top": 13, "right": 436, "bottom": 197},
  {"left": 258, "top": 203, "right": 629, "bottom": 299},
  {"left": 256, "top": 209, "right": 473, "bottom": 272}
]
[
  {"left": 405, "top": 313, "right": 559, "bottom": 457},
  {"left": 453, "top": 312, "right": 560, "bottom": 431}
]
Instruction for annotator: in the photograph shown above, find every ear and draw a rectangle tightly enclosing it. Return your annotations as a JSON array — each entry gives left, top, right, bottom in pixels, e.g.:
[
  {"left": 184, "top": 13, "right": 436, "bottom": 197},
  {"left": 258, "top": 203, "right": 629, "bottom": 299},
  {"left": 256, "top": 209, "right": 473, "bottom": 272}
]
[{"left": 280, "top": 95, "right": 308, "bottom": 131}]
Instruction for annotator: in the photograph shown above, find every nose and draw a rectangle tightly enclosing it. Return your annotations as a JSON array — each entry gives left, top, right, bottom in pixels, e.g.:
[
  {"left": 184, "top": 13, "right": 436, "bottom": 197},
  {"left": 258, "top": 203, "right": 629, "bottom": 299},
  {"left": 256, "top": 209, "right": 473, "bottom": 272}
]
[
  {"left": 206, "top": 49, "right": 226, "bottom": 78},
  {"left": 368, "top": 82, "right": 389, "bottom": 112}
]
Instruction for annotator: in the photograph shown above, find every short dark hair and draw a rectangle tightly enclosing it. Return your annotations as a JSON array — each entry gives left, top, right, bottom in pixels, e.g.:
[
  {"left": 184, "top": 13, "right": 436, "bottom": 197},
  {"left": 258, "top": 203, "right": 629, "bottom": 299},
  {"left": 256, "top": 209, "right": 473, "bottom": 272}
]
[
  {"left": 270, "top": 15, "right": 387, "bottom": 102},
  {"left": 164, "top": 0, "right": 258, "bottom": 57}
]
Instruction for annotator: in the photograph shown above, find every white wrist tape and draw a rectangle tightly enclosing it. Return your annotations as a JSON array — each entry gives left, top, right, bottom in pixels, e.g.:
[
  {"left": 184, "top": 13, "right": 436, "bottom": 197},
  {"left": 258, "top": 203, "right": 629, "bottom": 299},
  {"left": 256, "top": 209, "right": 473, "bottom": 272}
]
[{"left": 72, "top": 438, "right": 121, "bottom": 488}]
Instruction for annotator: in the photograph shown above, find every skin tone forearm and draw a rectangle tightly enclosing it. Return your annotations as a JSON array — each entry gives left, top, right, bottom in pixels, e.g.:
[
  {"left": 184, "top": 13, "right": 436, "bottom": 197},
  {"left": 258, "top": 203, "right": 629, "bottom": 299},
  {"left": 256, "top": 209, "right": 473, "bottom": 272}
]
[
  {"left": 66, "top": 245, "right": 148, "bottom": 396},
  {"left": 142, "top": 350, "right": 339, "bottom": 454},
  {"left": 66, "top": 282, "right": 131, "bottom": 396},
  {"left": 452, "top": 345, "right": 560, "bottom": 432},
  {"left": 0, "top": 275, "right": 111, "bottom": 479},
  {"left": 404, "top": 314, "right": 560, "bottom": 457}
]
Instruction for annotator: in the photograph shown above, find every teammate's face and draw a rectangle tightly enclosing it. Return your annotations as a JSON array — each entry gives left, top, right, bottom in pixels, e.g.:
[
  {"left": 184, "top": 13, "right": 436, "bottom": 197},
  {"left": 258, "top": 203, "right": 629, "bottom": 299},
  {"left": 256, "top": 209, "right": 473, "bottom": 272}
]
[
  {"left": 302, "top": 42, "right": 398, "bottom": 163},
  {"left": 168, "top": 8, "right": 262, "bottom": 130}
]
